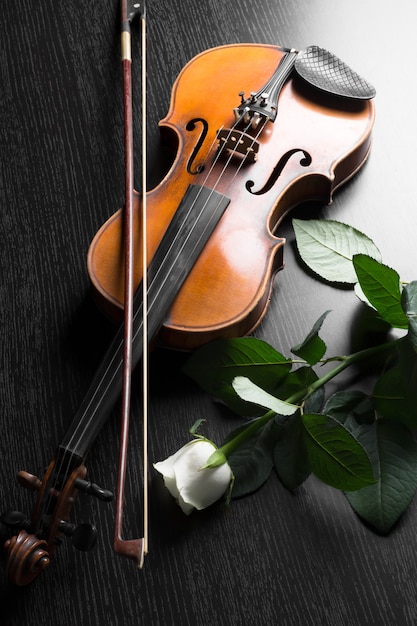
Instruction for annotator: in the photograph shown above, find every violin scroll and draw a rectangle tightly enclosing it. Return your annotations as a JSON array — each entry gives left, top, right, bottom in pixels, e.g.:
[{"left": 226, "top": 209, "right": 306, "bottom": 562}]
[
  {"left": 3, "top": 530, "right": 50, "bottom": 586},
  {"left": 1, "top": 461, "right": 113, "bottom": 585}
]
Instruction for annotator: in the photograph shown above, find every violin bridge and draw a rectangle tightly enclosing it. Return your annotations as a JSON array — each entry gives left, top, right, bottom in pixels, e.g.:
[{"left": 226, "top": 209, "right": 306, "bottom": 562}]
[{"left": 217, "top": 128, "right": 259, "bottom": 163}]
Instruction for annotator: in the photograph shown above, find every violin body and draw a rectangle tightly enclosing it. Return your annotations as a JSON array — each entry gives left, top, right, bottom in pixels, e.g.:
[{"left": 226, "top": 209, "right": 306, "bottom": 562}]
[{"left": 88, "top": 43, "right": 375, "bottom": 349}]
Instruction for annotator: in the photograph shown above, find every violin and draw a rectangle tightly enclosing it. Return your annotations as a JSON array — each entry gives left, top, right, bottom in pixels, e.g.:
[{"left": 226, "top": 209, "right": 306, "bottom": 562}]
[
  {"left": 0, "top": 5, "right": 375, "bottom": 586},
  {"left": 88, "top": 43, "right": 375, "bottom": 350}
]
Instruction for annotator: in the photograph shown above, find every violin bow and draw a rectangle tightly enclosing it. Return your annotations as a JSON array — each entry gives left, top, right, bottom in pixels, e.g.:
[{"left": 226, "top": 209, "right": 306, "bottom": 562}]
[{"left": 114, "top": 0, "right": 147, "bottom": 567}]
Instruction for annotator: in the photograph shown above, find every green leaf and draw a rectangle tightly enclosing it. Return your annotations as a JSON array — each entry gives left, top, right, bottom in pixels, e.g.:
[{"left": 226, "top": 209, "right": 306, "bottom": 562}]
[
  {"left": 324, "top": 390, "right": 375, "bottom": 425},
  {"left": 183, "top": 337, "right": 292, "bottom": 416},
  {"left": 353, "top": 255, "right": 408, "bottom": 328},
  {"left": 273, "top": 413, "right": 310, "bottom": 490},
  {"left": 345, "top": 420, "right": 417, "bottom": 533},
  {"left": 373, "top": 368, "right": 415, "bottom": 427},
  {"left": 302, "top": 413, "right": 375, "bottom": 490},
  {"left": 274, "top": 366, "right": 324, "bottom": 413},
  {"left": 228, "top": 421, "right": 275, "bottom": 498},
  {"left": 273, "top": 366, "right": 316, "bottom": 399},
  {"left": 304, "top": 386, "right": 325, "bottom": 415},
  {"left": 291, "top": 311, "right": 330, "bottom": 365},
  {"left": 373, "top": 338, "right": 417, "bottom": 429},
  {"left": 232, "top": 377, "right": 299, "bottom": 416},
  {"left": 293, "top": 219, "right": 381, "bottom": 283},
  {"left": 402, "top": 281, "right": 417, "bottom": 351}
]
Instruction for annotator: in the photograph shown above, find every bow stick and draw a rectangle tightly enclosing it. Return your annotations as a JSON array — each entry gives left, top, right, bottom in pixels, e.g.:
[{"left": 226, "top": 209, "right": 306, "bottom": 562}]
[{"left": 114, "top": 0, "right": 147, "bottom": 567}]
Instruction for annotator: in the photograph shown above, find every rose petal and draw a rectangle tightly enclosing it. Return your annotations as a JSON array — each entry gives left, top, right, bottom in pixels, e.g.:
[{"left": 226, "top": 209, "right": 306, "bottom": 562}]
[
  {"left": 153, "top": 447, "right": 187, "bottom": 500},
  {"left": 153, "top": 445, "right": 185, "bottom": 479},
  {"left": 173, "top": 440, "right": 232, "bottom": 511},
  {"left": 161, "top": 475, "right": 180, "bottom": 501},
  {"left": 176, "top": 494, "right": 195, "bottom": 515}
]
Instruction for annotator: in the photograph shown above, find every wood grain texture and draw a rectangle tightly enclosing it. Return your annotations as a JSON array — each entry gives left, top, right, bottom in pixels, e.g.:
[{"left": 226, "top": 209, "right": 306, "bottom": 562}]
[{"left": 1, "top": 1, "right": 417, "bottom": 624}]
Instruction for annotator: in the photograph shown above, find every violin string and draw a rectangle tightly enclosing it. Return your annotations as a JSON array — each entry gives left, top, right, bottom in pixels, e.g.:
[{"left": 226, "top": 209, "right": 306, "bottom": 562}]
[
  {"left": 42, "top": 98, "right": 268, "bottom": 537},
  {"left": 45, "top": 179, "right": 236, "bottom": 527},
  {"left": 52, "top": 119, "right": 261, "bottom": 443},
  {"left": 112, "top": 117, "right": 269, "bottom": 373},
  {"left": 36, "top": 10, "right": 276, "bottom": 545},
  {"left": 225, "top": 119, "right": 269, "bottom": 187},
  {"left": 58, "top": 115, "right": 257, "bottom": 451},
  {"left": 192, "top": 112, "right": 269, "bottom": 207},
  {"left": 56, "top": 194, "right": 232, "bottom": 465},
  {"left": 133, "top": 115, "right": 263, "bottom": 305}
]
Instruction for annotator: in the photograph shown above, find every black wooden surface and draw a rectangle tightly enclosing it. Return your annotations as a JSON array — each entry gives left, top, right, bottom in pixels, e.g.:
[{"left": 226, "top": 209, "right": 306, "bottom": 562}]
[{"left": 1, "top": 1, "right": 417, "bottom": 625}]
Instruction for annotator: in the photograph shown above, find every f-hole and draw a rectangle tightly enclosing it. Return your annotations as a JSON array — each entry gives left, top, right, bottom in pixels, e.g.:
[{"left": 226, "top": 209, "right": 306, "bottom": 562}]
[
  {"left": 246, "top": 149, "right": 312, "bottom": 195},
  {"left": 186, "top": 118, "right": 209, "bottom": 174}
]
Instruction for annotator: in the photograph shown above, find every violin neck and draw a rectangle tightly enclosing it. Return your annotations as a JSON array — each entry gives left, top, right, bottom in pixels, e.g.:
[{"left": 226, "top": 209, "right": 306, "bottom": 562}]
[
  {"left": 58, "top": 305, "right": 142, "bottom": 462},
  {"left": 58, "top": 184, "right": 230, "bottom": 461}
]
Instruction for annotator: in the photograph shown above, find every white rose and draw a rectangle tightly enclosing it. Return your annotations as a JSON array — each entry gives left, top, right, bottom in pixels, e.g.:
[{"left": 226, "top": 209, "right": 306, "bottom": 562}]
[{"left": 153, "top": 439, "right": 233, "bottom": 515}]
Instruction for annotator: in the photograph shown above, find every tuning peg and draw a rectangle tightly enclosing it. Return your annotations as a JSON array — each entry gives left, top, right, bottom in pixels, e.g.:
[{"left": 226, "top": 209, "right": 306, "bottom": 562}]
[
  {"left": 0, "top": 510, "right": 31, "bottom": 531},
  {"left": 58, "top": 520, "right": 98, "bottom": 551},
  {"left": 74, "top": 478, "right": 113, "bottom": 502}
]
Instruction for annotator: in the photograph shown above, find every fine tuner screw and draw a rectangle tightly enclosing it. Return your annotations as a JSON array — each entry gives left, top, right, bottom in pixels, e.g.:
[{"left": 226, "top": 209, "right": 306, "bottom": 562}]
[
  {"left": 237, "top": 91, "right": 269, "bottom": 106},
  {"left": 260, "top": 92, "right": 270, "bottom": 106}
]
